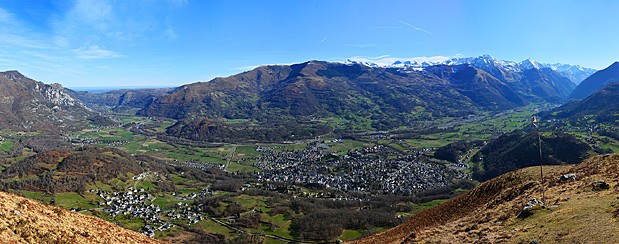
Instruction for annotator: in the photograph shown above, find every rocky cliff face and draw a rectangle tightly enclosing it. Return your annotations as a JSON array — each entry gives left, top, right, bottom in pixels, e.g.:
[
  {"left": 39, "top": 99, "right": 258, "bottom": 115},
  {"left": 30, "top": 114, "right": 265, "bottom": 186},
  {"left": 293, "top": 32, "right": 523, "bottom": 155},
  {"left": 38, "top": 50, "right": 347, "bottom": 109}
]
[
  {"left": 39, "top": 83, "right": 82, "bottom": 107},
  {"left": 0, "top": 71, "right": 92, "bottom": 132}
]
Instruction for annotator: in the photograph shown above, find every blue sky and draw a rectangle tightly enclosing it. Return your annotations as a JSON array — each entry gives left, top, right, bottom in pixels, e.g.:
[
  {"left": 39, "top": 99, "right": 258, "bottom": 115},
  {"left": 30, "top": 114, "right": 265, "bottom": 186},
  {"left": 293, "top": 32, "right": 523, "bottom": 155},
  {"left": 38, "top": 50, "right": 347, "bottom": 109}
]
[{"left": 0, "top": 0, "right": 617, "bottom": 88}]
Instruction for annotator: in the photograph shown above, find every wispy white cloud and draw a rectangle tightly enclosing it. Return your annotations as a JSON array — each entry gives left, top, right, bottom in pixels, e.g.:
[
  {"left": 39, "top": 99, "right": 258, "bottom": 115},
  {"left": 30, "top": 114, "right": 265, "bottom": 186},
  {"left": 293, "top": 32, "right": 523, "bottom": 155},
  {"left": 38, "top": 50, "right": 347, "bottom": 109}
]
[
  {"left": 56, "top": 0, "right": 190, "bottom": 46},
  {"left": 61, "top": 0, "right": 123, "bottom": 43},
  {"left": 0, "top": 2, "right": 192, "bottom": 87},
  {"left": 319, "top": 37, "right": 327, "bottom": 44},
  {"left": 21, "top": 51, "right": 60, "bottom": 62},
  {"left": 0, "top": 8, "right": 15, "bottom": 24},
  {"left": 398, "top": 20, "right": 432, "bottom": 35},
  {"left": 73, "top": 0, "right": 112, "bottom": 23},
  {"left": 0, "top": 9, "right": 84, "bottom": 79},
  {"left": 0, "top": 51, "right": 84, "bottom": 79},
  {"left": 0, "top": 33, "right": 51, "bottom": 49},
  {"left": 74, "top": 45, "right": 123, "bottom": 59},
  {"left": 0, "top": 8, "right": 51, "bottom": 49}
]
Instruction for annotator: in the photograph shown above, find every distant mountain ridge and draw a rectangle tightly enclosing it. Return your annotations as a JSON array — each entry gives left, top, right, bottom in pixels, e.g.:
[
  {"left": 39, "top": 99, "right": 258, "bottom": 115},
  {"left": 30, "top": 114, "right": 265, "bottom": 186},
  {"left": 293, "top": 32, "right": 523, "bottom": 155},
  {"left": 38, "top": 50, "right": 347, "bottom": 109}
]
[
  {"left": 423, "top": 61, "right": 575, "bottom": 104},
  {"left": 424, "top": 64, "right": 528, "bottom": 110},
  {"left": 548, "top": 81, "right": 619, "bottom": 124},
  {"left": 0, "top": 55, "right": 583, "bottom": 140},
  {"left": 397, "top": 55, "right": 578, "bottom": 104},
  {"left": 138, "top": 61, "right": 484, "bottom": 141},
  {"left": 569, "top": 61, "right": 619, "bottom": 100},
  {"left": 135, "top": 59, "right": 582, "bottom": 142},
  {"left": 346, "top": 55, "right": 596, "bottom": 85},
  {"left": 66, "top": 88, "right": 173, "bottom": 112}
]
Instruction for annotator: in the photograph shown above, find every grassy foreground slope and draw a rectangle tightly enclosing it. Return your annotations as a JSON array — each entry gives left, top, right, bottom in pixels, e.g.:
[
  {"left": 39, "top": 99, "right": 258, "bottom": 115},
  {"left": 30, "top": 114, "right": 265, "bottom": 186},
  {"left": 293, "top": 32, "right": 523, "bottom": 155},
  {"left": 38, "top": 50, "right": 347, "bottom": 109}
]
[
  {"left": 354, "top": 153, "right": 619, "bottom": 243},
  {"left": 0, "top": 191, "right": 160, "bottom": 243}
]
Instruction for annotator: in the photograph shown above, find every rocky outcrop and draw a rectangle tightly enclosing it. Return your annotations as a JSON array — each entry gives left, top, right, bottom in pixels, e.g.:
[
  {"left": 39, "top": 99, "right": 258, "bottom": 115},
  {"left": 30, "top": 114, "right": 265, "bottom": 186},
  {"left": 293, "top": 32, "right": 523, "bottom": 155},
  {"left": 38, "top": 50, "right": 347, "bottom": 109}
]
[
  {"left": 38, "top": 83, "right": 82, "bottom": 107},
  {"left": 0, "top": 71, "right": 93, "bottom": 132}
]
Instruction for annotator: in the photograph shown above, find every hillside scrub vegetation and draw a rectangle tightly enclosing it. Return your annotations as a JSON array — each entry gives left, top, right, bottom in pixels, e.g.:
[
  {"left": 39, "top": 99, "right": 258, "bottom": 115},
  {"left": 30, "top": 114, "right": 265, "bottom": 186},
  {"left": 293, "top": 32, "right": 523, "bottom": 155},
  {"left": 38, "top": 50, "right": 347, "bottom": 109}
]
[
  {"left": 356, "top": 153, "right": 619, "bottom": 243},
  {"left": 472, "top": 131, "right": 590, "bottom": 181}
]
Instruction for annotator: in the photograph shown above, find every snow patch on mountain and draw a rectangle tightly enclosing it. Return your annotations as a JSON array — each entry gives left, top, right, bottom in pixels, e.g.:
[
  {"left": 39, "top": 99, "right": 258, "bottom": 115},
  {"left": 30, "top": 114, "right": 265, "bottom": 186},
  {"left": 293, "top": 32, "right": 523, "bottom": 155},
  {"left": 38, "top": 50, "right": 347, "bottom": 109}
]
[
  {"left": 520, "top": 58, "right": 541, "bottom": 70},
  {"left": 345, "top": 55, "right": 451, "bottom": 70},
  {"left": 344, "top": 55, "right": 597, "bottom": 84}
]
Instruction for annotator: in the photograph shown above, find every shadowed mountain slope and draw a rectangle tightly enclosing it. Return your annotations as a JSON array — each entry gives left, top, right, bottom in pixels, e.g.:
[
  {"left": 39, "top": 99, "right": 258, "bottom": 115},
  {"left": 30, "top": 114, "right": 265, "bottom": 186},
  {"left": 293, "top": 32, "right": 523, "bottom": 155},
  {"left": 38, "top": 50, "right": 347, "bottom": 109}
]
[
  {"left": 440, "top": 55, "right": 577, "bottom": 103},
  {"left": 548, "top": 81, "right": 619, "bottom": 125},
  {"left": 570, "top": 62, "right": 619, "bottom": 100},
  {"left": 138, "top": 61, "right": 480, "bottom": 122},
  {"left": 471, "top": 131, "right": 591, "bottom": 181},
  {"left": 67, "top": 88, "right": 173, "bottom": 112},
  {"left": 425, "top": 64, "right": 528, "bottom": 110},
  {"left": 0, "top": 148, "right": 176, "bottom": 194},
  {"left": 135, "top": 61, "right": 580, "bottom": 142}
]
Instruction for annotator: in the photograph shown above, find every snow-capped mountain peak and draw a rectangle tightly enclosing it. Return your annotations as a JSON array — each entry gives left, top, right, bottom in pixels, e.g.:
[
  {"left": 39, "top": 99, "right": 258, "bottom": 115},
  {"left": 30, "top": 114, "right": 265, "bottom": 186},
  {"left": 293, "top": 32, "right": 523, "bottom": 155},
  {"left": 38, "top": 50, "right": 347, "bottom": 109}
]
[
  {"left": 520, "top": 58, "right": 541, "bottom": 70},
  {"left": 344, "top": 56, "right": 451, "bottom": 70},
  {"left": 344, "top": 55, "right": 597, "bottom": 84}
]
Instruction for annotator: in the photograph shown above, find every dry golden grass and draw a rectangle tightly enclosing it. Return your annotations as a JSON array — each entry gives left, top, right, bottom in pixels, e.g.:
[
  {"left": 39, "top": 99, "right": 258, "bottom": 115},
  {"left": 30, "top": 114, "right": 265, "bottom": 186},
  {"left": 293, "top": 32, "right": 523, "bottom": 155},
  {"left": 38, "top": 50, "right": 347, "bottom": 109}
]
[
  {"left": 354, "top": 154, "right": 619, "bottom": 244},
  {"left": 0, "top": 191, "right": 163, "bottom": 243}
]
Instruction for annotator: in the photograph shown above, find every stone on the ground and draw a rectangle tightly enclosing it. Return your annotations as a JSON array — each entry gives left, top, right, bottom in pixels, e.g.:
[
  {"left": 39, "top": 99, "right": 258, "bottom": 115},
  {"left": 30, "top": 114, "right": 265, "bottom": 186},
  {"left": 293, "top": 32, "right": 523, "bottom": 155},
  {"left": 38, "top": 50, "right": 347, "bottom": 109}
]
[
  {"left": 559, "top": 173, "right": 576, "bottom": 181},
  {"left": 517, "top": 198, "right": 544, "bottom": 218}
]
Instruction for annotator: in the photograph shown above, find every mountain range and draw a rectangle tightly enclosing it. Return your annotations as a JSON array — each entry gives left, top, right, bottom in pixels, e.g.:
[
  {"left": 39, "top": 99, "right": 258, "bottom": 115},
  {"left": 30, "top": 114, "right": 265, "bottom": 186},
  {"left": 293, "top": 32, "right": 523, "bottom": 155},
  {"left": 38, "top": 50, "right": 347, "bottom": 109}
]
[
  {"left": 0, "top": 54, "right": 617, "bottom": 243},
  {"left": 354, "top": 56, "right": 584, "bottom": 104},
  {"left": 136, "top": 61, "right": 494, "bottom": 141},
  {"left": 346, "top": 54, "right": 597, "bottom": 85},
  {"left": 0, "top": 71, "right": 92, "bottom": 132},
  {"left": 132, "top": 58, "right": 583, "bottom": 142},
  {"left": 67, "top": 88, "right": 173, "bottom": 112},
  {"left": 569, "top": 61, "right": 619, "bottom": 100},
  {"left": 0, "top": 54, "right": 610, "bottom": 143},
  {"left": 548, "top": 81, "right": 619, "bottom": 125},
  {"left": 138, "top": 61, "right": 484, "bottom": 119}
]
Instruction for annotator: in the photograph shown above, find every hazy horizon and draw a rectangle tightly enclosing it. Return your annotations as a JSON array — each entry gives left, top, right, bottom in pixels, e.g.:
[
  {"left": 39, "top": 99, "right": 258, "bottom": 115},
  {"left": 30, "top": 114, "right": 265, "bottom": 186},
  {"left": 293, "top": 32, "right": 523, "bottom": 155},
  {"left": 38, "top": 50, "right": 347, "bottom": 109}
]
[{"left": 68, "top": 85, "right": 173, "bottom": 92}]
